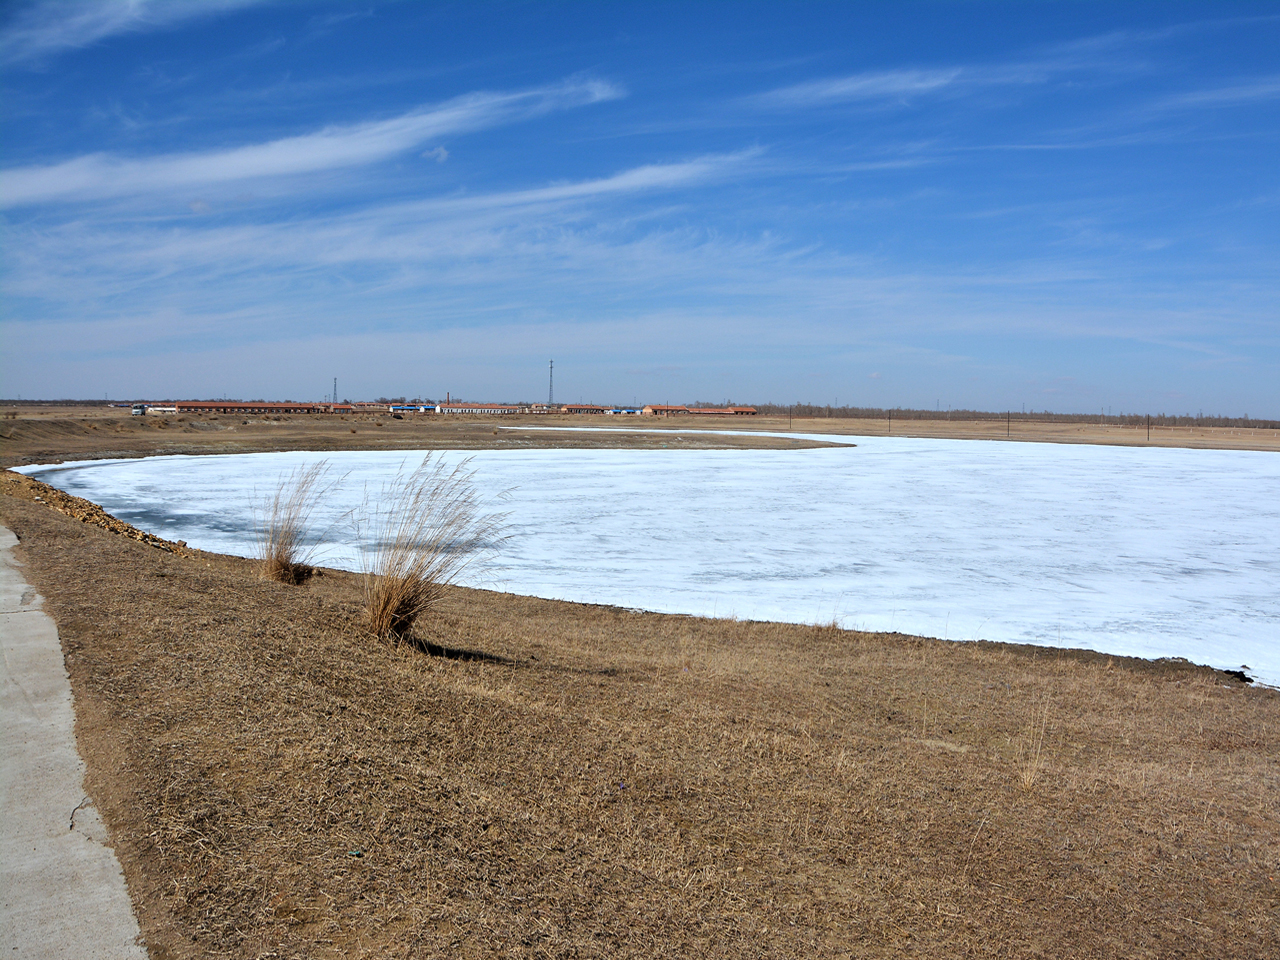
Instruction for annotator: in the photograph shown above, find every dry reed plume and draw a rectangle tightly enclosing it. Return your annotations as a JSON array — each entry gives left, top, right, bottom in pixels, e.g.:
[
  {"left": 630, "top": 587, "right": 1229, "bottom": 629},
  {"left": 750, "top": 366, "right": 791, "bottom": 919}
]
[
  {"left": 1018, "top": 693, "right": 1053, "bottom": 789},
  {"left": 255, "top": 460, "right": 341, "bottom": 584},
  {"left": 358, "top": 455, "right": 505, "bottom": 638}
]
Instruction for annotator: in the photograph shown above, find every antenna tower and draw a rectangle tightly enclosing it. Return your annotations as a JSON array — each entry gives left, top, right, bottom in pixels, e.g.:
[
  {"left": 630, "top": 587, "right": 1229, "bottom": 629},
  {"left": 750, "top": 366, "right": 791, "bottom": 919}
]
[
  {"left": 548, "top": 360, "right": 554, "bottom": 406},
  {"left": 333, "top": 377, "right": 337, "bottom": 405}
]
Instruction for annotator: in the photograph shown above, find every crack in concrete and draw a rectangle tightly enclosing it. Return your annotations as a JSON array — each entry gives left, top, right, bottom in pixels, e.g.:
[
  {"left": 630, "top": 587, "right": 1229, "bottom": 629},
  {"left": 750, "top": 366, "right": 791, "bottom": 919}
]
[{"left": 70, "top": 796, "right": 92, "bottom": 832}]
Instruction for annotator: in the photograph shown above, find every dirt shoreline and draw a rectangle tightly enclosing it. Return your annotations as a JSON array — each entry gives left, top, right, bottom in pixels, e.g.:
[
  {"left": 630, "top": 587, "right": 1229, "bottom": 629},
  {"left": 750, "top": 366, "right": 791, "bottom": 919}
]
[
  {"left": 3, "top": 405, "right": 1279, "bottom": 472},
  {"left": 0, "top": 407, "right": 844, "bottom": 470},
  {"left": 1, "top": 409, "right": 1277, "bottom": 957}
]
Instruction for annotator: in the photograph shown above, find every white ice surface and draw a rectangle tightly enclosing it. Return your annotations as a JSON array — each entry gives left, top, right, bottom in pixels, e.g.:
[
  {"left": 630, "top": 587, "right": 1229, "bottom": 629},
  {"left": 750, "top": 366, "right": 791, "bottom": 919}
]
[{"left": 18, "top": 433, "right": 1280, "bottom": 685}]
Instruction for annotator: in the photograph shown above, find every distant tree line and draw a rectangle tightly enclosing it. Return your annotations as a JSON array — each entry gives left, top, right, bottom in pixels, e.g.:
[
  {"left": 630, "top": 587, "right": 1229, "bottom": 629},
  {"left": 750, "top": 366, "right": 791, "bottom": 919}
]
[{"left": 742, "top": 403, "right": 1280, "bottom": 430}]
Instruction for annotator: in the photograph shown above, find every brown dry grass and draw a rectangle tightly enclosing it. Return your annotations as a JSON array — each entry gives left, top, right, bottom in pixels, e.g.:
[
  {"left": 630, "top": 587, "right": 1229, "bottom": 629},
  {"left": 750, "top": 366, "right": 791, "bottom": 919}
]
[
  {"left": 2, "top": 486, "right": 1277, "bottom": 959},
  {"left": 358, "top": 456, "right": 506, "bottom": 638},
  {"left": 618, "top": 414, "right": 1280, "bottom": 451},
  {"left": 773, "top": 415, "right": 1280, "bottom": 451},
  {"left": 255, "top": 460, "right": 340, "bottom": 584}
]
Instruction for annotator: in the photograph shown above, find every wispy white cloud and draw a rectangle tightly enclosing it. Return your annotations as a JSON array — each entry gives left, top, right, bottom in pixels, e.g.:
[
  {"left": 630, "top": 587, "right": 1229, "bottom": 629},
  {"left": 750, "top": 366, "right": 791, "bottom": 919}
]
[
  {"left": 750, "top": 69, "right": 962, "bottom": 108},
  {"left": 7, "top": 143, "right": 1267, "bottom": 359},
  {"left": 0, "top": 0, "right": 269, "bottom": 64},
  {"left": 306, "top": 8, "right": 373, "bottom": 35},
  {"left": 1159, "top": 76, "right": 1280, "bottom": 109},
  {"left": 0, "top": 78, "right": 623, "bottom": 207},
  {"left": 420, "top": 149, "right": 759, "bottom": 214},
  {"left": 745, "top": 24, "right": 1178, "bottom": 114},
  {"left": 6, "top": 173, "right": 1273, "bottom": 407},
  {"left": 0, "top": 151, "right": 760, "bottom": 304},
  {"left": 747, "top": 54, "right": 1142, "bottom": 114}
]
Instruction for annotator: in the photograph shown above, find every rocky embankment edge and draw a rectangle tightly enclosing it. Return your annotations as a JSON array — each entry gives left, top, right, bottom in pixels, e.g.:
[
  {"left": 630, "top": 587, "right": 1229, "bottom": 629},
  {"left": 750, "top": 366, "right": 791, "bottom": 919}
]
[{"left": 1, "top": 470, "right": 190, "bottom": 556}]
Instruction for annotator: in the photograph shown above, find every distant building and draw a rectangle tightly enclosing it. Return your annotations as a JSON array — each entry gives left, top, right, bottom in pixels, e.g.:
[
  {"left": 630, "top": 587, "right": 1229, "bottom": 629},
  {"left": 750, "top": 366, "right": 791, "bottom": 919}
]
[
  {"left": 436, "top": 402, "right": 521, "bottom": 415},
  {"left": 174, "top": 402, "right": 322, "bottom": 414},
  {"left": 641, "top": 404, "right": 690, "bottom": 416},
  {"left": 640, "top": 404, "right": 757, "bottom": 416},
  {"left": 686, "top": 406, "right": 758, "bottom": 416}
]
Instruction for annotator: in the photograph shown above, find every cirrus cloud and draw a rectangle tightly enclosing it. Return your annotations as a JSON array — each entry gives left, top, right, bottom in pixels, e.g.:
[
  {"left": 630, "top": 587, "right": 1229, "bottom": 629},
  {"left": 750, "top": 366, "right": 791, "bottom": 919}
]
[
  {"left": 0, "top": 77, "right": 624, "bottom": 207},
  {"left": 1, "top": 0, "right": 271, "bottom": 65}
]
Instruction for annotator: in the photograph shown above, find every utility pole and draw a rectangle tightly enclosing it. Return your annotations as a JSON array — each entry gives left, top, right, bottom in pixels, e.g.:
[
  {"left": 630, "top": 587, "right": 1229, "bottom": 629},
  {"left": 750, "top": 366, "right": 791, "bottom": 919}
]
[{"left": 1007, "top": 410, "right": 1010, "bottom": 438}]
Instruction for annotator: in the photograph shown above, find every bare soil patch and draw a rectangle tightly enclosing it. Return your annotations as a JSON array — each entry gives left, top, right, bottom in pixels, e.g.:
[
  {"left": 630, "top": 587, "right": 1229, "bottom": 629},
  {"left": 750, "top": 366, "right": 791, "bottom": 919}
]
[{"left": 1, "top": 483, "right": 1277, "bottom": 958}]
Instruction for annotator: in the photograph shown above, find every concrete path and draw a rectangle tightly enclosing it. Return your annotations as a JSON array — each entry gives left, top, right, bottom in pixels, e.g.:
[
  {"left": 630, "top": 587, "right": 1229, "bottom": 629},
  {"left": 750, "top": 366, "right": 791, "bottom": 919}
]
[{"left": 1, "top": 525, "right": 147, "bottom": 959}]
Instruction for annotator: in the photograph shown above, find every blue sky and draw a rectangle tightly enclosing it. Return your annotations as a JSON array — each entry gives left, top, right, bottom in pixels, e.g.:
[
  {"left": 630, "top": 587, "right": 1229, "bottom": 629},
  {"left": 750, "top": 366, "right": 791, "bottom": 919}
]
[{"left": 2, "top": 1, "right": 1277, "bottom": 415}]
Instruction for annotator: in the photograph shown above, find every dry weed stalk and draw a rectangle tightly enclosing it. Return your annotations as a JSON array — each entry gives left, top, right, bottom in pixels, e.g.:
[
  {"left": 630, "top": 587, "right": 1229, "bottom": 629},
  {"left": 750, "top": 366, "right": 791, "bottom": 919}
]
[
  {"left": 1019, "top": 695, "right": 1053, "bottom": 790},
  {"left": 255, "top": 460, "right": 342, "bottom": 584},
  {"left": 358, "top": 455, "right": 506, "bottom": 639}
]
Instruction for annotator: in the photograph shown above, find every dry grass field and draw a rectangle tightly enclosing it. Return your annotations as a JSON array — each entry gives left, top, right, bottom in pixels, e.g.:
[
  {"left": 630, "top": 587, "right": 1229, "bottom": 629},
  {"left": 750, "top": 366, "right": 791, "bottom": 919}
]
[
  {"left": 763, "top": 415, "right": 1280, "bottom": 451},
  {"left": 1, "top": 408, "right": 1278, "bottom": 957},
  {"left": 585, "top": 412, "right": 1280, "bottom": 451},
  {"left": 0, "top": 405, "right": 837, "bottom": 469}
]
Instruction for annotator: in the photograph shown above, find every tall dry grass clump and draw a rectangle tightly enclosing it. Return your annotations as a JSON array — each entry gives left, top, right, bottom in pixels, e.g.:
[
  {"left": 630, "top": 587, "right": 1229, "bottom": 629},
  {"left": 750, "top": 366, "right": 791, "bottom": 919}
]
[
  {"left": 255, "top": 460, "right": 341, "bottom": 584},
  {"left": 358, "top": 455, "right": 506, "bottom": 639},
  {"left": 1018, "top": 695, "right": 1053, "bottom": 790}
]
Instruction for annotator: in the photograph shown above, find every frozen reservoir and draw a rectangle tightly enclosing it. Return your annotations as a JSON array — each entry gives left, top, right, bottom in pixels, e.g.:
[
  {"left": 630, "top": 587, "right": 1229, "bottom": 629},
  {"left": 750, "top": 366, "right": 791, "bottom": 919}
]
[{"left": 19, "top": 433, "right": 1280, "bottom": 686}]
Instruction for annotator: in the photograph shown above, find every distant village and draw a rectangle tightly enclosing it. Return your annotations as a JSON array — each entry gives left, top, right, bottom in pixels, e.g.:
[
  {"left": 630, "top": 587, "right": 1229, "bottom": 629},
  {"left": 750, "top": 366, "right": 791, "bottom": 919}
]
[{"left": 129, "top": 400, "right": 758, "bottom": 417}]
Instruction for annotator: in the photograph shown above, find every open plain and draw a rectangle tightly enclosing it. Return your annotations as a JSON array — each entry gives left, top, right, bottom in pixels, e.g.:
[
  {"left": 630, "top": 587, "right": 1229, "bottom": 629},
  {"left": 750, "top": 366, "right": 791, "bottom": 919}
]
[
  {"left": 1, "top": 407, "right": 1278, "bottom": 958},
  {"left": 3, "top": 404, "right": 1279, "bottom": 472}
]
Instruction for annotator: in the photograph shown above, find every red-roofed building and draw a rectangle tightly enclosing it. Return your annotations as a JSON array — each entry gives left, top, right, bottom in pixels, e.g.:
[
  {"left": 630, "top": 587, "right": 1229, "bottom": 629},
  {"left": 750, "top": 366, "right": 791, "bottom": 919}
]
[{"left": 174, "top": 401, "right": 322, "bottom": 414}]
